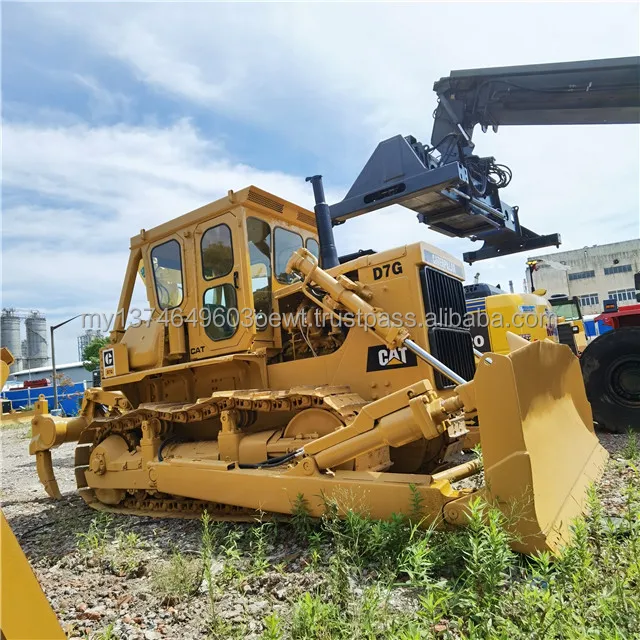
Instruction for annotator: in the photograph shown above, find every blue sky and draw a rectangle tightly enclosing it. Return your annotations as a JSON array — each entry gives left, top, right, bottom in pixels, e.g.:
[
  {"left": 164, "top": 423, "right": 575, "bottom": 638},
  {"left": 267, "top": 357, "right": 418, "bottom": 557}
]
[{"left": 2, "top": 2, "right": 639, "bottom": 363}]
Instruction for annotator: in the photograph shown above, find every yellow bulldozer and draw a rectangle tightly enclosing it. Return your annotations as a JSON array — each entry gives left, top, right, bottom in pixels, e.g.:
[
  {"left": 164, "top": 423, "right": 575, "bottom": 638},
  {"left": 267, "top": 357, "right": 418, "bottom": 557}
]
[
  {"left": 31, "top": 53, "right": 640, "bottom": 556},
  {"left": 29, "top": 184, "right": 608, "bottom": 555}
]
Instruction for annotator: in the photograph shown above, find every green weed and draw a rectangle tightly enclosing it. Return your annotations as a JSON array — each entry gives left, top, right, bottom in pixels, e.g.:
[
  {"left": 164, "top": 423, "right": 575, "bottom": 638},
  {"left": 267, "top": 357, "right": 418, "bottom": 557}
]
[
  {"left": 291, "top": 493, "right": 315, "bottom": 541},
  {"left": 284, "top": 472, "right": 640, "bottom": 639},
  {"left": 261, "top": 611, "right": 284, "bottom": 640},
  {"left": 623, "top": 430, "right": 639, "bottom": 460},
  {"left": 111, "top": 529, "right": 142, "bottom": 576},
  {"left": 90, "top": 622, "right": 117, "bottom": 640},
  {"left": 251, "top": 513, "right": 273, "bottom": 576},
  {"left": 151, "top": 550, "right": 201, "bottom": 605},
  {"left": 77, "top": 513, "right": 113, "bottom": 560}
]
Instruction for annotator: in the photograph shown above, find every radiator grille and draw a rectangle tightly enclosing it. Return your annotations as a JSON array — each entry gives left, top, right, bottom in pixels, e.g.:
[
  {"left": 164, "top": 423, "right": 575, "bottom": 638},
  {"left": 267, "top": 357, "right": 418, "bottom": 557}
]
[
  {"left": 248, "top": 190, "right": 284, "bottom": 213},
  {"left": 428, "top": 328, "right": 476, "bottom": 389},
  {"left": 421, "top": 266, "right": 467, "bottom": 320},
  {"left": 420, "top": 266, "right": 475, "bottom": 389},
  {"left": 557, "top": 324, "right": 578, "bottom": 355}
]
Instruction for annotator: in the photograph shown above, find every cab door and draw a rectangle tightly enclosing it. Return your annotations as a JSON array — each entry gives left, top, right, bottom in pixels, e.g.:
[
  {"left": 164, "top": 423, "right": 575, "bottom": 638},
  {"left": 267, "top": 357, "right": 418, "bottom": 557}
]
[{"left": 188, "top": 212, "right": 250, "bottom": 358}]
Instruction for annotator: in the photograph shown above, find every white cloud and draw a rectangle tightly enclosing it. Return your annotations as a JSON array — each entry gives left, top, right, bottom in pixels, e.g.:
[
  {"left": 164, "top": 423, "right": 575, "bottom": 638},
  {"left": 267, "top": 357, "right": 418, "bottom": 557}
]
[
  {"left": 1, "top": 119, "right": 314, "bottom": 360},
  {"left": 33, "top": 3, "right": 639, "bottom": 143},
  {"left": 70, "top": 74, "right": 132, "bottom": 120}
]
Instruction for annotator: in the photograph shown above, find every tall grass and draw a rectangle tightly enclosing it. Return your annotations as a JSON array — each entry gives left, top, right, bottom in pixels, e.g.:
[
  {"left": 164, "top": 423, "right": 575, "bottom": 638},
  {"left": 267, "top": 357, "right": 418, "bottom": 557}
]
[
  {"left": 266, "top": 468, "right": 640, "bottom": 639},
  {"left": 201, "top": 511, "right": 229, "bottom": 637}
]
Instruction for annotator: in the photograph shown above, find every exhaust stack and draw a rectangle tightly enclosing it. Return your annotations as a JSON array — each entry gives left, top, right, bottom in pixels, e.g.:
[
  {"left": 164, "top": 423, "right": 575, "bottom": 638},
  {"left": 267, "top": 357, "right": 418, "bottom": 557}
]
[{"left": 306, "top": 175, "right": 339, "bottom": 269}]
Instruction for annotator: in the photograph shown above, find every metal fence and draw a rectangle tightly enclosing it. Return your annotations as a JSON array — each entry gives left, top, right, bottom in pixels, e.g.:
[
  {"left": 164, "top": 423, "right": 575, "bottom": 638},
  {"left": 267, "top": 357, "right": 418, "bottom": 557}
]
[{"left": 2, "top": 382, "right": 87, "bottom": 416}]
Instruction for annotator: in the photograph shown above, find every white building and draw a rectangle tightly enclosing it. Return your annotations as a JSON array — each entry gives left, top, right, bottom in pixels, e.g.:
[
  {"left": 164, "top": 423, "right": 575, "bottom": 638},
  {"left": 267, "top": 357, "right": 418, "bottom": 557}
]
[
  {"left": 6, "top": 361, "right": 91, "bottom": 386},
  {"left": 527, "top": 239, "right": 640, "bottom": 315}
]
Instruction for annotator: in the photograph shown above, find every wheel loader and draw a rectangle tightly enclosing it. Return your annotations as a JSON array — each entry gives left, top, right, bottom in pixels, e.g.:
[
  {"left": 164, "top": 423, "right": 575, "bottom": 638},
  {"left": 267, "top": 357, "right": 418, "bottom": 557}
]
[
  {"left": 464, "top": 283, "right": 559, "bottom": 355},
  {"left": 465, "top": 284, "right": 640, "bottom": 433},
  {"left": 29, "top": 184, "right": 608, "bottom": 555}
]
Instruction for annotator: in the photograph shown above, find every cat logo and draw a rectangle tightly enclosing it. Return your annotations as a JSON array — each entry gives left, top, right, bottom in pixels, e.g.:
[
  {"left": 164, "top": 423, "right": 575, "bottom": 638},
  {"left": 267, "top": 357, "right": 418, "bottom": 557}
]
[
  {"left": 100, "top": 343, "right": 129, "bottom": 379},
  {"left": 102, "top": 348, "right": 114, "bottom": 368},
  {"left": 101, "top": 348, "right": 116, "bottom": 378},
  {"left": 366, "top": 345, "right": 418, "bottom": 372}
]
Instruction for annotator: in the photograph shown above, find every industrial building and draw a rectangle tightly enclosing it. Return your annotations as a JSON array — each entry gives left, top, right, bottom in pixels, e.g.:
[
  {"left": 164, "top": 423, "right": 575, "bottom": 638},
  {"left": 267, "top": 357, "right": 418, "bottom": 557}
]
[
  {"left": 528, "top": 239, "right": 640, "bottom": 315},
  {"left": 5, "top": 362, "right": 91, "bottom": 387},
  {"left": 0, "top": 309, "right": 49, "bottom": 372},
  {"left": 77, "top": 329, "right": 103, "bottom": 361}
]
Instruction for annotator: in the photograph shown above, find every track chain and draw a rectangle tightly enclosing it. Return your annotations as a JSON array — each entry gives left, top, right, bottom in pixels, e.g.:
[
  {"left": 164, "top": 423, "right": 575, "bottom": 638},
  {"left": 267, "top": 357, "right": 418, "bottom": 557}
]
[{"left": 75, "top": 385, "right": 366, "bottom": 518}]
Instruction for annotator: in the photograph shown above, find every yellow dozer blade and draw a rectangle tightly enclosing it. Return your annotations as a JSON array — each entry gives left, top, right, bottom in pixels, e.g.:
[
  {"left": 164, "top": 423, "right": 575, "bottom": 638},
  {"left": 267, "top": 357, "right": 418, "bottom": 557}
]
[
  {"left": 1, "top": 512, "right": 65, "bottom": 639},
  {"left": 0, "top": 347, "right": 14, "bottom": 386},
  {"left": 1, "top": 348, "right": 65, "bottom": 638},
  {"left": 474, "top": 340, "right": 608, "bottom": 554}
]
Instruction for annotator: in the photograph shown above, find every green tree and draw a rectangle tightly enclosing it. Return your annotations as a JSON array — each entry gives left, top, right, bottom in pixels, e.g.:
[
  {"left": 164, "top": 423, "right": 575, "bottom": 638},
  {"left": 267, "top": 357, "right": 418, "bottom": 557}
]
[{"left": 82, "top": 336, "right": 110, "bottom": 372}]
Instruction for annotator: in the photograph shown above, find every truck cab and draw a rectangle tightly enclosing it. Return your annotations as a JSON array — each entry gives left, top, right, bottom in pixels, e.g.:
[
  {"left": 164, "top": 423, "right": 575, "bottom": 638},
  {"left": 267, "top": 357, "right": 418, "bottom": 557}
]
[{"left": 548, "top": 294, "right": 587, "bottom": 354}]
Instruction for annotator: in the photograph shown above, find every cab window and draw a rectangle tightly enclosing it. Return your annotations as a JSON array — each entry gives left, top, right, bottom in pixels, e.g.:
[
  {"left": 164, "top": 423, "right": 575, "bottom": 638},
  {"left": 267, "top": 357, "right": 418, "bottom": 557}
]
[
  {"left": 247, "top": 218, "right": 272, "bottom": 328},
  {"left": 151, "top": 239, "right": 184, "bottom": 309},
  {"left": 306, "top": 238, "right": 319, "bottom": 259},
  {"left": 203, "top": 284, "right": 237, "bottom": 341},
  {"left": 274, "top": 227, "right": 303, "bottom": 284},
  {"left": 202, "top": 224, "right": 233, "bottom": 279}
]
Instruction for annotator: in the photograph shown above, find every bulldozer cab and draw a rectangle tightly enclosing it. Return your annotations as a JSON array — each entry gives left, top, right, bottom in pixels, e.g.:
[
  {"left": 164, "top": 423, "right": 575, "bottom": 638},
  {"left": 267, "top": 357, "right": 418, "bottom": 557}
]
[
  {"left": 102, "top": 187, "right": 319, "bottom": 381},
  {"left": 101, "top": 184, "right": 477, "bottom": 407}
]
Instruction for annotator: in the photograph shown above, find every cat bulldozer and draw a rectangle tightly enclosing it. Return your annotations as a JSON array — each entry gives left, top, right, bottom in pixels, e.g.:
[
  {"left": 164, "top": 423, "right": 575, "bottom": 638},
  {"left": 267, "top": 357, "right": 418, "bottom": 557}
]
[
  {"left": 31, "top": 54, "right": 640, "bottom": 554},
  {"left": 29, "top": 183, "right": 608, "bottom": 555}
]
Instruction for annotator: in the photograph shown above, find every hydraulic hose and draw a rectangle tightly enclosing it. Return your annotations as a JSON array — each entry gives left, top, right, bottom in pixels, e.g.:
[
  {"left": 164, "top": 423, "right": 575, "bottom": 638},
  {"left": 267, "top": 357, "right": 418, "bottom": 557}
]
[{"left": 237, "top": 448, "right": 304, "bottom": 469}]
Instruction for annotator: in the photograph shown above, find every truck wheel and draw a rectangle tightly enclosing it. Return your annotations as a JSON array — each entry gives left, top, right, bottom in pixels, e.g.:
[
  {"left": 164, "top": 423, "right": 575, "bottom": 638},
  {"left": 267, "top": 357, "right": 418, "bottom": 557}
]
[{"left": 580, "top": 327, "right": 640, "bottom": 433}]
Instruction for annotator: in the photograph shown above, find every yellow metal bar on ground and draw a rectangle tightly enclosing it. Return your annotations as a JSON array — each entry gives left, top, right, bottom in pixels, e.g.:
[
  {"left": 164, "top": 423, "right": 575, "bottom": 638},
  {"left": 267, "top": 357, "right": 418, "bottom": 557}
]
[{"left": 0, "top": 511, "right": 65, "bottom": 639}]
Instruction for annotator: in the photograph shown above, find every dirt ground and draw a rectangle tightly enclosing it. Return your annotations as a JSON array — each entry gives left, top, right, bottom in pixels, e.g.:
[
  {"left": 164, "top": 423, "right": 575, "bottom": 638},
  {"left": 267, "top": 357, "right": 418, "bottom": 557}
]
[{"left": 0, "top": 422, "right": 635, "bottom": 639}]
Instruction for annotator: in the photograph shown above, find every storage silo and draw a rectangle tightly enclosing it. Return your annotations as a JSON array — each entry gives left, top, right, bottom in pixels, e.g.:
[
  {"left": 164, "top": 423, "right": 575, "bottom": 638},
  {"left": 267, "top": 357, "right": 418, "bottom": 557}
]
[
  {"left": 25, "top": 312, "right": 49, "bottom": 369},
  {"left": 1, "top": 309, "right": 22, "bottom": 371}
]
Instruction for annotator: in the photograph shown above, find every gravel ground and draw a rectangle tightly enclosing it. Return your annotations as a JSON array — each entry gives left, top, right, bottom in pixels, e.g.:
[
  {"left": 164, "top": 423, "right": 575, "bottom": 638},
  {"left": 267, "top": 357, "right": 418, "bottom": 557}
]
[{"left": 0, "top": 422, "right": 635, "bottom": 639}]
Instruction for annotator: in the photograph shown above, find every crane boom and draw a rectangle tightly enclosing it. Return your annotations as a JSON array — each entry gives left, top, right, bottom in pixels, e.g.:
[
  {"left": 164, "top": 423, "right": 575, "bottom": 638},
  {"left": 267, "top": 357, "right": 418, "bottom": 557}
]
[{"left": 329, "top": 57, "right": 640, "bottom": 263}]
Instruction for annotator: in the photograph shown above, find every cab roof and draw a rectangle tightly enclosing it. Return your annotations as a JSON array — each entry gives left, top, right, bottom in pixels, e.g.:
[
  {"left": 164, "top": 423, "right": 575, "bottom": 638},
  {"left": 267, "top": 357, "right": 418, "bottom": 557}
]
[{"left": 130, "top": 186, "right": 317, "bottom": 249}]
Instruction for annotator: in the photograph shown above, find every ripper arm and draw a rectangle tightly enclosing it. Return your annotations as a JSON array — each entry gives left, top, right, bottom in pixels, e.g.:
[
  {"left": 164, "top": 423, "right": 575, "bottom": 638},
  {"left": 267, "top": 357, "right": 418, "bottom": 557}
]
[{"left": 29, "top": 389, "right": 131, "bottom": 499}]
